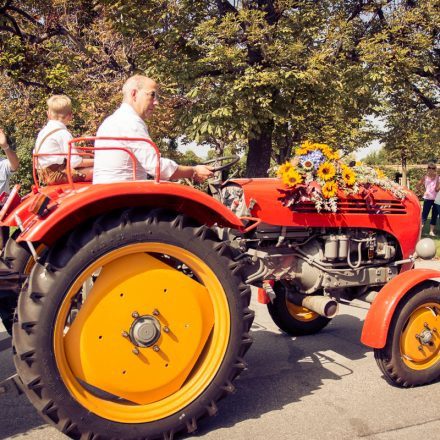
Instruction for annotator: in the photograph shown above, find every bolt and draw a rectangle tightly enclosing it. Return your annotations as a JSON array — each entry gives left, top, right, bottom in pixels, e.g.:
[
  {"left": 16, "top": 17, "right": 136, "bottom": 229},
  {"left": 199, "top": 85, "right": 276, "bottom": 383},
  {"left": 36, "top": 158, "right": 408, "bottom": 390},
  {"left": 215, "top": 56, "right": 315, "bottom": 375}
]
[
  {"left": 418, "top": 345, "right": 423, "bottom": 351},
  {"left": 132, "top": 311, "right": 139, "bottom": 318},
  {"left": 121, "top": 331, "right": 129, "bottom": 338},
  {"left": 153, "top": 345, "right": 160, "bottom": 352},
  {"left": 163, "top": 326, "right": 170, "bottom": 333},
  {"left": 152, "top": 309, "right": 160, "bottom": 316},
  {"left": 433, "top": 328, "right": 438, "bottom": 333},
  {"left": 415, "top": 334, "right": 420, "bottom": 341},
  {"left": 424, "top": 322, "right": 430, "bottom": 330},
  {"left": 132, "top": 348, "right": 140, "bottom": 355}
]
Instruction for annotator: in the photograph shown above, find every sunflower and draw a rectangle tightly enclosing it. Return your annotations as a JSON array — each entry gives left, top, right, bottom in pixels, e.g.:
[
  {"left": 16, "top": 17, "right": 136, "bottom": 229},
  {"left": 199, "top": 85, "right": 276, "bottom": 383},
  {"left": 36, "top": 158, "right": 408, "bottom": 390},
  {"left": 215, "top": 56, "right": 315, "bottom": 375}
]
[
  {"left": 317, "top": 162, "right": 336, "bottom": 181},
  {"left": 302, "top": 159, "right": 314, "bottom": 171},
  {"left": 322, "top": 181, "right": 338, "bottom": 198},
  {"left": 295, "top": 148, "right": 308, "bottom": 156},
  {"left": 328, "top": 151, "right": 340, "bottom": 160},
  {"left": 282, "top": 168, "right": 303, "bottom": 187},
  {"left": 342, "top": 167, "right": 356, "bottom": 186},
  {"left": 375, "top": 168, "right": 385, "bottom": 179},
  {"left": 277, "top": 161, "right": 294, "bottom": 177}
]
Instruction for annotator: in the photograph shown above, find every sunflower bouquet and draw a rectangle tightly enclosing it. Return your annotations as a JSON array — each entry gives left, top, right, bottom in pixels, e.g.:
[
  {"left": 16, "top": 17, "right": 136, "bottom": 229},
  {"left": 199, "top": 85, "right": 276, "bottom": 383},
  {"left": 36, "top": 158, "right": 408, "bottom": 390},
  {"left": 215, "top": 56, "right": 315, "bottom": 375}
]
[{"left": 276, "top": 141, "right": 406, "bottom": 213}]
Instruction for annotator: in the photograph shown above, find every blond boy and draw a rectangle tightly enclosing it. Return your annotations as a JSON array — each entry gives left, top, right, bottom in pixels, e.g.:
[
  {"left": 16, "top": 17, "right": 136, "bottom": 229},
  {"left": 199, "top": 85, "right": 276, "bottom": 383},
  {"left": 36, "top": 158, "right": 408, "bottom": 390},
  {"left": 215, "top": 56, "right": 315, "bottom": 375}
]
[{"left": 34, "top": 95, "right": 93, "bottom": 184}]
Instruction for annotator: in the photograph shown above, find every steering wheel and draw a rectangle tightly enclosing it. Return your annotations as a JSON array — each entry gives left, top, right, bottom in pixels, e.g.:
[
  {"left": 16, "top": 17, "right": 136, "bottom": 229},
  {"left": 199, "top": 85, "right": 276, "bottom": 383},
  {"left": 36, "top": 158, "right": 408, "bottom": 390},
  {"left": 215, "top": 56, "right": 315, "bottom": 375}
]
[{"left": 202, "top": 155, "right": 240, "bottom": 172}]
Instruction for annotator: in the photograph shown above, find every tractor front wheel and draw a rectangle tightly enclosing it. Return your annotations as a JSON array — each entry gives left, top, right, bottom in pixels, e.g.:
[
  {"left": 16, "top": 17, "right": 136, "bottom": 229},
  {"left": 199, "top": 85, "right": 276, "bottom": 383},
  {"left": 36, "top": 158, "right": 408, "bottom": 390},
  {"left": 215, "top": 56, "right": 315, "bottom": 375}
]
[
  {"left": 267, "top": 282, "right": 331, "bottom": 336},
  {"left": 374, "top": 284, "right": 440, "bottom": 387},
  {"left": 13, "top": 209, "right": 253, "bottom": 439}
]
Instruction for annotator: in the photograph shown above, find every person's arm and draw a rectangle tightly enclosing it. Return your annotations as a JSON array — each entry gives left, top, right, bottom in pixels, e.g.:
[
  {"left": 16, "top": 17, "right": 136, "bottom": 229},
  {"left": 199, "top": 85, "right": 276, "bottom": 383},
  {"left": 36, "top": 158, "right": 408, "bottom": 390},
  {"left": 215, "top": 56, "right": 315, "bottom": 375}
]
[
  {"left": 170, "top": 164, "right": 214, "bottom": 182},
  {"left": 78, "top": 158, "right": 94, "bottom": 168},
  {"left": 0, "top": 128, "right": 19, "bottom": 171}
]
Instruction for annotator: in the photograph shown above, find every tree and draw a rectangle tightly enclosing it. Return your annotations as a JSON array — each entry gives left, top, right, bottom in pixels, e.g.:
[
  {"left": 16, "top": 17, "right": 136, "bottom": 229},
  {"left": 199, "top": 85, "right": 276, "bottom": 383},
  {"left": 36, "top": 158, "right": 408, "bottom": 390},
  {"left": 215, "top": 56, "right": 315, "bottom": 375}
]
[
  {"left": 1, "top": 0, "right": 438, "bottom": 186},
  {"left": 98, "top": 0, "right": 384, "bottom": 176},
  {"left": 359, "top": 0, "right": 440, "bottom": 186}
]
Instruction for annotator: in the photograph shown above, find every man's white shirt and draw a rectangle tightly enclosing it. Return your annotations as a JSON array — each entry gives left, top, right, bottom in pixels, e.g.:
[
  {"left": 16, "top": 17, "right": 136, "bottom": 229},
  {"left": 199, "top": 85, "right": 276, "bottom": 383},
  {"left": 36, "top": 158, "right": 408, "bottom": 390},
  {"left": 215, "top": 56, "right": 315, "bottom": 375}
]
[
  {"left": 34, "top": 120, "right": 82, "bottom": 168},
  {"left": 93, "top": 103, "right": 178, "bottom": 183}
]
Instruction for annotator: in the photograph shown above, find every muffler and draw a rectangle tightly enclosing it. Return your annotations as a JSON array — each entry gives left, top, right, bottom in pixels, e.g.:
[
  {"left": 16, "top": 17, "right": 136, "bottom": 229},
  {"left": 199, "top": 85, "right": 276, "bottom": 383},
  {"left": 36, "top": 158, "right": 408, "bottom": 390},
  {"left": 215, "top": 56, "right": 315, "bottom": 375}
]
[{"left": 287, "top": 292, "right": 339, "bottom": 318}]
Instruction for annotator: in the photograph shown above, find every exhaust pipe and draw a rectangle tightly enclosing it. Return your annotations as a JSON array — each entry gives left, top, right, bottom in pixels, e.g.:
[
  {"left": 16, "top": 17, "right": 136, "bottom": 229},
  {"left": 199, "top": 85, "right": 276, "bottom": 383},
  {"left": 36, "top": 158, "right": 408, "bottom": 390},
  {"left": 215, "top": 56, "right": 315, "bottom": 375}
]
[{"left": 287, "top": 292, "right": 339, "bottom": 318}]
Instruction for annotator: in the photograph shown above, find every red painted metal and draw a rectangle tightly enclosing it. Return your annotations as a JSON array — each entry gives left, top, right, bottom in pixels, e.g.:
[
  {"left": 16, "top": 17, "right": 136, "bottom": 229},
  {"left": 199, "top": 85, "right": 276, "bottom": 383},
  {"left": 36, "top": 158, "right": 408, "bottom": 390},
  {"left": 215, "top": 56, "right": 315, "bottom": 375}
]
[
  {"left": 360, "top": 268, "right": 440, "bottom": 349},
  {"left": 0, "top": 184, "right": 21, "bottom": 222},
  {"left": 9, "top": 182, "right": 244, "bottom": 244},
  {"left": 258, "top": 288, "right": 270, "bottom": 304},
  {"left": 233, "top": 178, "right": 421, "bottom": 262}
]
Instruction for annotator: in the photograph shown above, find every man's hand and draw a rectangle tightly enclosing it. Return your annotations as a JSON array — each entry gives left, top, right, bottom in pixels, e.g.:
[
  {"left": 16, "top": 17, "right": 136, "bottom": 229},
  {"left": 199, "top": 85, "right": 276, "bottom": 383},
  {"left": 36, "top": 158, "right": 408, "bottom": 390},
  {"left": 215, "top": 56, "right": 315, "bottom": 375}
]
[
  {"left": 192, "top": 165, "right": 214, "bottom": 183},
  {"left": 0, "top": 128, "right": 8, "bottom": 150}
]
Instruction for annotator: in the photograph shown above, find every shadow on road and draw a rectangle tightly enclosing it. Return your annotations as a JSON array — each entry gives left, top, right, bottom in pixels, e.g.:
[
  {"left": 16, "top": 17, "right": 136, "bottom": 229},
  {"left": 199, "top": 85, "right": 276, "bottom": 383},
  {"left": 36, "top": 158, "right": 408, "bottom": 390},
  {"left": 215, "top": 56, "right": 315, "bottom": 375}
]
[
  {"left": 194, "top": 313, "right": 369, "bottom": 437},
  {"left": 0, "top": 313, "right": 368, "bottom": 439},
  {"left": 0, "top": 332, "right": 46, "bottom": 440}
]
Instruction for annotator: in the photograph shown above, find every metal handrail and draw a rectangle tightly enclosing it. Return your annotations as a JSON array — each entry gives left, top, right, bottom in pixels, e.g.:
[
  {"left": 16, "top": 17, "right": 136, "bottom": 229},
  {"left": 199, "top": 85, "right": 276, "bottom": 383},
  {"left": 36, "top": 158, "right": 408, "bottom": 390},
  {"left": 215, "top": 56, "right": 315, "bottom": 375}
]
[{"left": 32, "top": 136, "right": 161, "bottom": 190}]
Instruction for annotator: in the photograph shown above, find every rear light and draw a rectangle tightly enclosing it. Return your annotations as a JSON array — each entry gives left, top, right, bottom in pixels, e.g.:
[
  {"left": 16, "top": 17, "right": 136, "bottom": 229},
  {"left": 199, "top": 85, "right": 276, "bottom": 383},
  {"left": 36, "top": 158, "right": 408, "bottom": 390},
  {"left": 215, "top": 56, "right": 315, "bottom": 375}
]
[{"left": 29, "top": 193, "right": 52, "bottom": 217}]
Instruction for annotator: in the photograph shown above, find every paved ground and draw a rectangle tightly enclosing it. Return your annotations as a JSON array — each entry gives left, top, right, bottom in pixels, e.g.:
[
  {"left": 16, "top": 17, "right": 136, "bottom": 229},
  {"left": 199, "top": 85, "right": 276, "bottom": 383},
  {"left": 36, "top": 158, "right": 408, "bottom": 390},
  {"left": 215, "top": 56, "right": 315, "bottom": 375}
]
[{"left": 1, "top": 259, "right": 439, "bottom": 440}]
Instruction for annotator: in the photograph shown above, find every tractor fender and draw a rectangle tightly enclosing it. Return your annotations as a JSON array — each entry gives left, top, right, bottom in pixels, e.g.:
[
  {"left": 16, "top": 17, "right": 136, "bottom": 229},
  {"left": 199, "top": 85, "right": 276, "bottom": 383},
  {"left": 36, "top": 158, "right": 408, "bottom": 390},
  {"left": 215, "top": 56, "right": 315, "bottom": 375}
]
[
  {"left": 360, "top": 268, "right": 440, "bottom": 349},
  {"left": 15, "top": 182, "right": 244, "bottom": 245}
]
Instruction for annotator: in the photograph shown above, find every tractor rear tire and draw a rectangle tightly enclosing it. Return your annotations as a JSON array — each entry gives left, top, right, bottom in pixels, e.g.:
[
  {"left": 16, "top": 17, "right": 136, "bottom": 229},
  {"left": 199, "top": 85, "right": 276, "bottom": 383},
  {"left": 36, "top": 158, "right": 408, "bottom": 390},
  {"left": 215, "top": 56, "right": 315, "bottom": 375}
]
[
  {"left": 0, "top": 230, "right": 35, "bottom": 334},
  {"left": 267, "top": 282, "right": 331, "bottom": 336},
  {"left": 13, "top": 208, "right": 253, "bottom": 440},
  {"left": 374, "top": 283, "right": 440, "bottom": 387}
]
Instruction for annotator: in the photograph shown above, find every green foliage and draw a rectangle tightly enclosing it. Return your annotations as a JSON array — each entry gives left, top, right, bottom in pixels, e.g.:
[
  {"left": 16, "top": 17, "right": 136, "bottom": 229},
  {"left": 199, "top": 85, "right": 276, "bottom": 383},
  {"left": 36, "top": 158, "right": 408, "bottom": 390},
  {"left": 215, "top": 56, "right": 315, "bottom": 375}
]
[{"left": 0, "top": 0, "right": 438, "bottom": 189}]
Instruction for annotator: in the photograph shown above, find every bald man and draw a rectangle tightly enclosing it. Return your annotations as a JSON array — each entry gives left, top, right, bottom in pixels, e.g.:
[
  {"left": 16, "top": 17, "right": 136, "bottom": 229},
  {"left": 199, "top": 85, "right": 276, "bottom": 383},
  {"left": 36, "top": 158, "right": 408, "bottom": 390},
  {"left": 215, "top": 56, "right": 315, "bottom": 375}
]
[{"left": 93, "top": 75, "right": 213, "bottom": 183}]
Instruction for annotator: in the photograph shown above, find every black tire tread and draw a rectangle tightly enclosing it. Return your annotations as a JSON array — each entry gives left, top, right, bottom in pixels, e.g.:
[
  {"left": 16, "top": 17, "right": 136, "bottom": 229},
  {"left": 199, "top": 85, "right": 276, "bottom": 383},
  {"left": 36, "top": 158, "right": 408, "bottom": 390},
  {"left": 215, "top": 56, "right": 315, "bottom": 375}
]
[
  {"left": 374, "top": 283, "right": 440, "bottom": 388},
  {"left": 13, "top": 208, "right": 254, "bottom": 440}
]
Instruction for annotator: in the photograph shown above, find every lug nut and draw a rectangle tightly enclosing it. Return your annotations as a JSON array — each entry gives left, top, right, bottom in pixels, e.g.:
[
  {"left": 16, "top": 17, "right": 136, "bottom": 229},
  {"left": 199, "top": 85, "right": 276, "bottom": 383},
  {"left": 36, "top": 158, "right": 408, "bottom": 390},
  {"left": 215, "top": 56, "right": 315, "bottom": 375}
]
[
  {"left": 132, "top": 348, "right": 140, "bottom": 355},
  {"left": 163, "top": 326, "right": 170, "bottom": 333},
  {"left": 132, "top": 311, "right": 139, "bottom": 318},
  {"left": 152, "top": 309, "right": 160, "bottom": 316},
  {"left": 424, "top": 322, "right": 430, "bottom": 330},
  {"left": 418, "top": 345, "right": 423, "bottom": 351},
  {"left": 153, "top": 345, "right": 160, "bottom": 352},
  {"left": 121, "top": 331, "right": 129, "bottom": 338}
]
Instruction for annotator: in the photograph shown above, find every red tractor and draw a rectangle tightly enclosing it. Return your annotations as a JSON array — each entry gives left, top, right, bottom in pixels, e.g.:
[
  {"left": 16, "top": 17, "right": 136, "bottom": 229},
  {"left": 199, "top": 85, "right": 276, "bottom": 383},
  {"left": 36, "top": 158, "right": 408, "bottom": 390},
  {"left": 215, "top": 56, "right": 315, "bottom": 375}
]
[{"left": 0, "top": 137, "right": 439, "bottom": 440}]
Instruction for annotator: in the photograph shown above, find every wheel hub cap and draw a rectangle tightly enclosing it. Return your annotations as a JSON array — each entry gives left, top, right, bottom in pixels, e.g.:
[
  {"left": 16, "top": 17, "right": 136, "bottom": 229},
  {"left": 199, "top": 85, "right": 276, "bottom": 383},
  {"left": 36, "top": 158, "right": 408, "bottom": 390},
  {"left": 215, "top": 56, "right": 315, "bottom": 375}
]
[
  {"left": 130, "top": 316, "right": 161, "bottom": 347},
  {"left": 418, "top": 328, "right": 433, "bottom": 345}
]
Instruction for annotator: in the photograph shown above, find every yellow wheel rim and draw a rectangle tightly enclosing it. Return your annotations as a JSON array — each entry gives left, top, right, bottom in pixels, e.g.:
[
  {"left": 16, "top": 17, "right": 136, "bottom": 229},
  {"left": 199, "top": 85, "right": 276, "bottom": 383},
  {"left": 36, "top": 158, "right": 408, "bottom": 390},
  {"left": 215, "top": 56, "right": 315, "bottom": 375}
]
[
  {"left": 400, "top": 302, "right": 440, "bottom": 370},
  {"left": 286, "top": 298, "right": 319, "bottom": 322},
  {"left": 23, "top": 244, "right": 47, "bottom": 275},
  {"left": 53, "top": 243, "right": 230, "bottom": 423}
]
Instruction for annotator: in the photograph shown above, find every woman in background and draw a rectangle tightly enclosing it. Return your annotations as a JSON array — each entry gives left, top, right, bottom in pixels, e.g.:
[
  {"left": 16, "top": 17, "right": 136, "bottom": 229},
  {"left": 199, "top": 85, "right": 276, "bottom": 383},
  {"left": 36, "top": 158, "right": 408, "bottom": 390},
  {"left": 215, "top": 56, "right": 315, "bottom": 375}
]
[{"left": 417, "top": 162, "right": 439, "bottom": 237}]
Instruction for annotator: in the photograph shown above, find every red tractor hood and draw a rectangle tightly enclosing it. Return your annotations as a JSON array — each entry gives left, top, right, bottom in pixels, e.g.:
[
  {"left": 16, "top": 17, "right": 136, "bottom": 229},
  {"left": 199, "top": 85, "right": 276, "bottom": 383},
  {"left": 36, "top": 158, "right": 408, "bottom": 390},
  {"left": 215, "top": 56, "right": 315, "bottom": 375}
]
[{"left": 231, "top": 178, "right": 421, "bottom": 261}]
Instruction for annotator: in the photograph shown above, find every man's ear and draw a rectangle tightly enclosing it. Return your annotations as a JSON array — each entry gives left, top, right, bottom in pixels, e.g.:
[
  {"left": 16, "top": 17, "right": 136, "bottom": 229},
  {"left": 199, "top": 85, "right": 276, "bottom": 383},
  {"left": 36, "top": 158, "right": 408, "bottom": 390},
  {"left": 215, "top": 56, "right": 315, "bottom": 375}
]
[
  {"left": 131, "top": 89, "right": 137, "bottom": 101},
  {"left": 47, "top": 110, "right": 51, "bottom": 119}
]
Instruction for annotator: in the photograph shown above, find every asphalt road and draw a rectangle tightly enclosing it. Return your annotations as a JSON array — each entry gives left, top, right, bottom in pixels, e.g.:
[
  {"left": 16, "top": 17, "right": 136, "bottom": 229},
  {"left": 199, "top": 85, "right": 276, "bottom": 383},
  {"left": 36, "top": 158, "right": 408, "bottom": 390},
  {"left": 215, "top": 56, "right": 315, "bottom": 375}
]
[{"left": 1, "top": 259, "right": 440, "bottom": 440}]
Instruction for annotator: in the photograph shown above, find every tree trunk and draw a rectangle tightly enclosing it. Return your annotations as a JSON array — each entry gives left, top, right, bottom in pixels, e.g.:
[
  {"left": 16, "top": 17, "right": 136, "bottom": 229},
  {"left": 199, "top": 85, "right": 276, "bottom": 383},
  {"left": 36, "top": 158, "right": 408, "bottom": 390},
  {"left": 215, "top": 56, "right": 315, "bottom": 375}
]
[
  {"left": 245, "top": 120, "right": 274, "bottom": 177},
  {"left": 401, "top": 154, "right": 408, "bottom": 187}
]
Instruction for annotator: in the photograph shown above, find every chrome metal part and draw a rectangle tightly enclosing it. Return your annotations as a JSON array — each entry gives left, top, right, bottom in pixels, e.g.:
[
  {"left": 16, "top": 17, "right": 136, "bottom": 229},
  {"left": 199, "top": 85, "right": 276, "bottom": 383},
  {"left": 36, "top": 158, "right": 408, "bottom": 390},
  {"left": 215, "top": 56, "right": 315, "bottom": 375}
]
[{"left": 130, "top": 315, "right": 161, "bottom": 348}]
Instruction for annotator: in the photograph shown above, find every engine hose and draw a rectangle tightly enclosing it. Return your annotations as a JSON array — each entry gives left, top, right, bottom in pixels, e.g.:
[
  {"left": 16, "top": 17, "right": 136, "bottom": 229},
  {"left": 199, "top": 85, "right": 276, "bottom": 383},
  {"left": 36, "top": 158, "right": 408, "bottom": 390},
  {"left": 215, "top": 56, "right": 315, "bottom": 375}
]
[
  {"left": 347, "top": 241, "right": 363, "bottom": 269},
  {"left": 293, "top": 248, "right": 365, "bottom": 275}
]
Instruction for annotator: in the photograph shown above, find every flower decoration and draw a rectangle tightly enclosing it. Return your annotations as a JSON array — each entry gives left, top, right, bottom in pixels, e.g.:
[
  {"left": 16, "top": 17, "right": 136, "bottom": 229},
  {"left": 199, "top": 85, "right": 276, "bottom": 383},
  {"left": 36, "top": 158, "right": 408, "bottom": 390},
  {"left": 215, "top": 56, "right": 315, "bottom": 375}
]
[
  {"left": 317, "top": 162, "right": 336, "bottom": 181},
  {"left": 276, "top": 141, "right": 406, "bottom": 212},
  {"left": 322, "top": 181, "right": 338, "bottom": 198},
  {"left": 282, "top": 168, "right": 303, "bottom": 187},
  {"left": 342, "top": 167, "right": 356, "bottom": 186}
]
